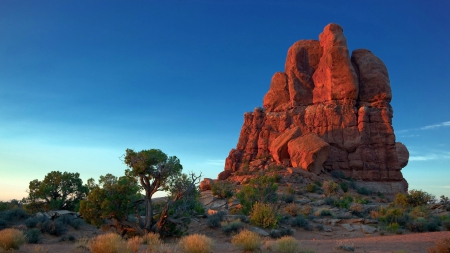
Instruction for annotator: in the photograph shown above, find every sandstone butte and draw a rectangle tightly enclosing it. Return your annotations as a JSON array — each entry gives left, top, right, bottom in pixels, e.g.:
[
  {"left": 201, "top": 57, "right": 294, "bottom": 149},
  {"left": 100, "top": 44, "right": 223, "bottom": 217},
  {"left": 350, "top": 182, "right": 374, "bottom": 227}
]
[{"left": 216, "top": 23, "right": 410, "bottom": 194}]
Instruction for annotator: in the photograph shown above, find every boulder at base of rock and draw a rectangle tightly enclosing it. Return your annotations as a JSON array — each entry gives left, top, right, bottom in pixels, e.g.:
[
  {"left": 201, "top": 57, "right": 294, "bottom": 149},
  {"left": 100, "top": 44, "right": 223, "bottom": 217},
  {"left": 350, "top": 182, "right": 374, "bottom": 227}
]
[
  {"left": 287, "top": 133, "right": 330, "bottom": 174},
  {"left": 199, "top": 178, "right": 214, "bottom": 191},
  {"left": 269, "top": 126, "right": 302, "bottom": 164},
  {"left": 218, "top": 170, "right": 232, "bottom": 180}
]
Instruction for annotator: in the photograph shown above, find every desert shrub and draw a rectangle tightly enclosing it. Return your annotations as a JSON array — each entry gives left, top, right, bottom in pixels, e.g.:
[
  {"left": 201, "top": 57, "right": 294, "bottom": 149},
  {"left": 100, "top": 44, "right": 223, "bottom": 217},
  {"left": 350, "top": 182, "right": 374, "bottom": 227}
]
[
  {"left": 26, "top": 228, "right": 43, "bottom": 244},
  {"left": 427, "top": 237, "right": 450, "bottom": 253},
  {"left": 315, "top": 208, "right": 332, "bottom": 217},
  {"left": 211, "top": 180, "right": 235, "bottom": 199},
  {"left": 272, "top": 236, "right": 300, "bottom": 253},
  {"left": 387, "top": 222, "right": 400, "bottom": 233},
  {"left": 291, "top": 215, "right": 311, "bottom": 230},
  {"left": 221, "top": 220, "right": 244, "bottom": 235},
  {"left": 25, "top": 216, "right": 47, "bottom": 228},
  {"left": 231, "top": 229, "right": 261, "bottom": 252},
  {"left": 378, "top": 207, "right": 405, "bottom": 224},
  {"left": 395, "top": 193, "right": 409, "bottom": 208},
  {"left": 127, "top": 236, "right": 143, "bottom": 253},
  {"left": 269, "top": 228, "right": 293, "bottom": 239},
  {"left": 322, "top": 180, "right": 340, "bottom": 196},
  {"left": 410, "top": 205, "right": 431, "bottom": 219},
  {"left": 340, "top": 182, "right": 349, "bottom": 193},
  {"left": 236, "top": 175, "right": 278, "bottom": 214},
  {"left": 56, "top": 215, "right": 83, "bottom": 229},
  {"left": 0, "top": 218, "right": 6, "bottom": 229},
  {"left": 324, "top": 197, "right": 336, "bottom": 205},
  {"left": 406, "top": 217, "right": 440, "bottom": 232},
  {"left": 443, "top": 221, "right": 450, "bottom": 231},
  {"left": 334, "top": 195, "right": 353, "bottom": 209},
  {"left": 89, "top": 233, "right": 131, "bottom": 253},
  {"left": 32, "top": 245, "right": 50, "bottom": 253},
  {"left": 40, "top": 220, "right": 67, "bottom": 236},
  {"left": 268, "top": 164, "right": 284, "bottom": 172},
  {"left": 207, "top": 211, "right": 225, "bottom": 228},
  {"left": 306, "top": 183, "right": 318, "bottom": 193},
  {"left": 349, "top": 203, "right": 363, "bottom": 216},
  {"left": 300, "top": 205, "right": 313, "bottom": 216},
  {"left": 284, "top": 203, "right": 300, "bottom": 217},
  {"left": 59, "top": 234, "right": 76, "bottom": 242},
  {"left": 249, "top": 202, "right": 279, "bottom": 228},
  {"left": 408, "top": 189, "right": 436, "bottom": 207},
  {"left": 143, "top": 232, "right": 162, "bottom": 251},
  {"left": 179, "top": 234, "right": 213, "bottom": 253},
  {"left": 357, "top": 187, "right": 372, "bottom": 196},
  {"left": 331, "top": 171, "right": 346, "bottom": 179},
  {"left": 336, "top": 241, "right": 355, "bottom": 252},
  {"left": 0, "top": 208, "right": 29, "bottom": 222},
  {"left": 280, "top": 194, "right": 295, "bottom": 204},
  {"left": 0, "top": 228, "right": 27, "bottom": 250}
]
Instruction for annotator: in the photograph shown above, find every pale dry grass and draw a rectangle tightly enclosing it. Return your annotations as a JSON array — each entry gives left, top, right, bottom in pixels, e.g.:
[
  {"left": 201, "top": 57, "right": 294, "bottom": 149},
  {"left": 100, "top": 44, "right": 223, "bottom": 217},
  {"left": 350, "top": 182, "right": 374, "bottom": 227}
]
[
  {"left": 178, "top": 234, "right": 213, "bottom": 253},
  {"left": 231, "top": 229, "right": 261, "bottom": 252},
  {"left": 0, "top": 228, "right": 27, "bottom": 251},
  {"left": 143, "top": 232, "right": 163, "bottom": 251},
  {"left": 127, "top": 236, "right": 143, "bottom": 253},
  {"left": 89, "top": 233, "right": 131, "bottom": 253}
]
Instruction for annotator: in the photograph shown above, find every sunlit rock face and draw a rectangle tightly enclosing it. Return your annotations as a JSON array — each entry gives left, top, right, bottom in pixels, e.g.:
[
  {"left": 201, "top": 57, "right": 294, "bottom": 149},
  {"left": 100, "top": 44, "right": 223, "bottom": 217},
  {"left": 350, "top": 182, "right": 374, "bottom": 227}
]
[{"left": 220, "top": 24, "right": 409, "bottom": 190}]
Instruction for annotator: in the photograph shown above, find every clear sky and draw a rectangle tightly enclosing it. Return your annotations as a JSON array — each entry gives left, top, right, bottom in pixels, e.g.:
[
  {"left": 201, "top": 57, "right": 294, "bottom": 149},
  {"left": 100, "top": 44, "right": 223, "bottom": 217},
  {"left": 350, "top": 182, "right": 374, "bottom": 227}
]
[{"left": 1, "top": 0, "right": 449, "bottom": 201}]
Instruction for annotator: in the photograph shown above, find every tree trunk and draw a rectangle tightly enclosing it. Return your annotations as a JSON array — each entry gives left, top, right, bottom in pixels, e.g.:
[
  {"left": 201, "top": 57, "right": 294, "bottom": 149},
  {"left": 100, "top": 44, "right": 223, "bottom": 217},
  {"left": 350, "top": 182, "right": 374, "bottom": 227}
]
[{"left": 144, "top": 191, "right": 153, "bottom": 231}]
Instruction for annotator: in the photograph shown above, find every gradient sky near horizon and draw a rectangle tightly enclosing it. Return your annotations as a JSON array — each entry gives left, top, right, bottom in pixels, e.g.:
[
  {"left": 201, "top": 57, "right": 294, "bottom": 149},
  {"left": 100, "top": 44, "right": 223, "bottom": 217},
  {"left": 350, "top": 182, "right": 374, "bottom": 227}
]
[{"left": 1, "top": 1, "right": 449, "bottom": 201}]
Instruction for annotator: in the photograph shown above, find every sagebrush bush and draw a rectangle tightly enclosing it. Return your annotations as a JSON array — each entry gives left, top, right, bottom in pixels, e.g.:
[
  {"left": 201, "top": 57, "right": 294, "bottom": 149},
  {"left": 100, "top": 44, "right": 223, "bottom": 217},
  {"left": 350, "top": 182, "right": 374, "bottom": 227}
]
[
  {"left": 0, "top": 218, "right": 6, "bottom": 229},
  {"left": 211, "top": 180, "right": 235, "bottom": 199},
  {"left": 306, "top": 183, "right": 318, "bottom": 193},
  {"left": 207, "top": 211, "right": 225, "bottom": 228},
  {"left": 178, "top": 234, "right": 213, "bottom": 253},
  {"left": 231, "top": 230, "right": 261, "bottom": 252},
  {"left": 0, "top": 228, "right": 27, "bottom": 250},
  {"left": 357, "top": 187, "right": 372, "bottom": 196},
  {"left": 340, "top": 182, "right": 349, "bottom": 193},
  {"left": 89, "top": 233, "right": 131, "bottom": 253},
  {"left": 0, "top": 208, "right": 29, "bottom": 221},
  {"left": 427, "top": 237, "right": 450, "bottom": 253},
  {"left": 291, "top": 215, "right": 310, "bottom": 230},
  {"left": 269, "top": 228, "right": 293, "bottom": 239},
  {"left": 249, "top": 202, "right": 279, "bottom": 228},
  {"left": 322, "top": 180, "right": 339, "bottom": 196},
  {"left": 235, "top": 175, "right": 278, "bottom": 214},
  {"left": 26, "top": 228, "right": 43, "bottom": 244},
  {"left": 40, "top": 220, "right": 67, "bottom": 236},
  {"left": 284, "top": 203, "right": 300, "bottom": 217},
  {"left": 221, "top": 220, "right": 244, "bottom": 235},
  {"left": 279, "top": 194, "right": 295, "bottom": 203},
  {"left": 272, "top": 236, "right": 300, "bottom": 253},
  {"left": 334, "top": 195, "right": 353, "bottom": 209}
]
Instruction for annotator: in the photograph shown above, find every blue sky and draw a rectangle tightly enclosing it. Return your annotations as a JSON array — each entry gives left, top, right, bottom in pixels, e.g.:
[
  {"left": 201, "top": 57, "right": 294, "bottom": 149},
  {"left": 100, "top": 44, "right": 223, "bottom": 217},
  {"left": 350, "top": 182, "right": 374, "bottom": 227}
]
[{"left": 1, "top": 1, "right": 449, "bottom": 201}]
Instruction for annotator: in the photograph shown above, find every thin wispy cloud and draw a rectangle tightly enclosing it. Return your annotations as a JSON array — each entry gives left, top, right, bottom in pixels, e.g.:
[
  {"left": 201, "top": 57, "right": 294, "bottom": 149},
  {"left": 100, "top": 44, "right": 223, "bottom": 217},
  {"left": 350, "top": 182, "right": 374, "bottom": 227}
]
[
  {"left": 409, "top": 151, "right": 450, "bottom": 161},
  {"left": 204, "top": 159, "right": 225, "bottom": 166},
  {"left": 398, "top": 120, "right": 450, "bottom": 133}
]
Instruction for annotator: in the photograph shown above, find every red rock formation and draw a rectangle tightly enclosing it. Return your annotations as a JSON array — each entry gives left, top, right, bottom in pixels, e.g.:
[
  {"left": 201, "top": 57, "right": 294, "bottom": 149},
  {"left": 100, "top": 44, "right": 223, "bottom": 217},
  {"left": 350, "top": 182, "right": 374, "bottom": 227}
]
[{"left": 220, "top": 24, "right": 409, "bottom": 190}]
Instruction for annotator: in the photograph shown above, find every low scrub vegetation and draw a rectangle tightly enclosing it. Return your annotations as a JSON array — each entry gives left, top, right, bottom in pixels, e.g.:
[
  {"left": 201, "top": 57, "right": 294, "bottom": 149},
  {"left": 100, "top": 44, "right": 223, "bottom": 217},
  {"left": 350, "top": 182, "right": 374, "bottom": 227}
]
[
  {"left": 427, "top": 237, "right": 450, "bottom": 253},
  {"left": 272, "top": 236, "right": 300, "bottom": 253},
  {"left": 89, "top": 233, "right": 131, "bottom": 253},
  {"left": 178, "top": 234, "right": 214, "bottom": 253},
  {"left": 231, "top": 229, "right": 261, "bottom": 252},
  {"left": 0, "top": 228, "right": 27, "bottom": 251},
  {"left": 249, "top": 202, "right": 279, "bottom": 228},
  {"left": 211, "top": 180, "right": 235, "bottom": 199}
]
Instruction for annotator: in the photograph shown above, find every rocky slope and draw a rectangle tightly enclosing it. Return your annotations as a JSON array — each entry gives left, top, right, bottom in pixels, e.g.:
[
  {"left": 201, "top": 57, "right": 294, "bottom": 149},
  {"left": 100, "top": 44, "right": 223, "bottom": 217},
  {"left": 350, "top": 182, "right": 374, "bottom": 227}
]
[{"left": 218, "top": 24, "right": 409, "bottom": 193}]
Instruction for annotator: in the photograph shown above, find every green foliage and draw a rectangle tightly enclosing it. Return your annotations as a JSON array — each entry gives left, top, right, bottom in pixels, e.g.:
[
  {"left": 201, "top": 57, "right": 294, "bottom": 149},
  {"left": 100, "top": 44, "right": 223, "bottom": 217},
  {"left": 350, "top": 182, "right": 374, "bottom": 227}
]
[
  {"left": 124, "top": 148, "right": 183, "bottom": 231},
  {"left": 357, "top": 187, "right": 372, "bottom": 196},
  {"left": 340, "top": 182, "right": 348, "bottom": 193},
  {"left": 25, "top": 228, "right": 42, "bottom": 244},
  {"left": 207, "top": 211, "right": 225, "bottom": 228},
  {"left": 0, "top": 200, "right": 21, "bottom": 212},
  {"left": 269, "top": 229, "right": 293, "bottom": 239},
  {"left": 0, "top": 218, "right": 6, "bottom": 229},
  {"left": 407, "top": 189, "right": 436, "bottom": 207},
  {"left": 322, "top": 180, "right": 339, "bottom": 196},
  {"left": 211, "top": 180, "right": 235, "bottom": 199},
  {"left": 235, "top": 175, "right": 278, "bottom": 214},
  {"left": 24, "top": 171, "right": 88, "bottom": 212},
  {"left": 279, "top": 194, "right": 295, "bottom": 203},
  {"left": 387, "top": 222, "right": 400, "bottom": 233},
  {"left": 40, "top": 219, "right": 68, "bottom": 236},
  {"left": 249, "top": 202, "right": 279, "bottom": 228},
  {"left": 272, "top": 236, "right": 300, "bottom": 253},
  {"left": 291, "top": 215, "right": 310, "bottom": 230},
  {"left": 0, "top": 208, "right": 29, "bottom": 222},
  {"left": 331, "top": 171, "right": 346, "bottom": 179},
  {"left": 221, "top": 220, "right": 244, "bottom": 235},
  {"left": 334, "top": 195, "right": 353, "bottom": 209},
  {"left": 306, "top": 183, "right": 318, "bottom": 193},
  {"left": 79, "top": 174, "right": 141, "bottom": 227}
]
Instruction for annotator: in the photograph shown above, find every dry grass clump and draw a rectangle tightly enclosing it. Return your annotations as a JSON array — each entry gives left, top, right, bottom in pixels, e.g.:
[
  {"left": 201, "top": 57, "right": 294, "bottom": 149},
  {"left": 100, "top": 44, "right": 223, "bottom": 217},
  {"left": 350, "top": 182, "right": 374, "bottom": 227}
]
[
  {"left": 143, "top": 232, "right": 163, "bottom": 251},
  {"left": 272, "top": 236, "right": 300, "bottom": 253},
  {"left": 127, "top": 236, "right": 143, "bottom": 253},
  {"left": 178, "top": 234, "right": 213, "bottom": 253},
  {"left": 0, "top": 228, "right": 27, "bottom": 250},
  {"left": 231, "top": 229, "right": 261, "bottom": 252},
  {"left": 284, "top": 203, "right": 301, "bottom": 217},
  {"left": 89, "top": 233, "right": 131, "bottom": 253},
  {"left": 427, "top": 237, "right": 450, "bottom": 253},
  {"left": 32, "top": 245, "right": 50, "bottom": 253}
]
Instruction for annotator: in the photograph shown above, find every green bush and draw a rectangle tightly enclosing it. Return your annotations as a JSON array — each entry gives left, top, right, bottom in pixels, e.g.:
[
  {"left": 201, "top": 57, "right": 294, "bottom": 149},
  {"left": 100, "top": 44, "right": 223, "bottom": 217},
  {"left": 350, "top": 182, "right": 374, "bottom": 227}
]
[
  {"left": 221, "top": 220, "right": 244, "bottom": 235},
  {"left": 235, "top": 175, "right": 278, "bottom": 214},
  {"left": 249, "top": 202, "right": 279, "bottom": 228},
  {"left": 231, "top": 230, "right": 261, "bottom": 252},
  {"left": 291, "top": 215, "right": 311, "bottom": 230},
  {"left": 306, "top": 183, "right": 318, "bottom": 193},
  {"left": 40, "top": 220, "right": 68, "bottom": 236},
  {"left": 280, "top": 194, "right": 295, "bottom": 204},
  {"left": 25, "top": 228, "right": 42, "bottom": 244},
  {"left": 0, "top": 228, "right": 27, "bottom": 251},
  {"left": 25, "top": 216, "right": 47, "bottom": 228},
  {"left": 357, "top": 187, "right": 372, "bottom": 196},
  {"left": 269, "top": 228, "right": 293, "bottom": 239},
  {"left": 340, "top": 182, "right": 348, "bottom": 193},
  {"left": 0, "top": 209, "right": 29, "bottom": 222},
  {"left": 408, "top": 189, "right": 436, "bottom": 207},
  {"left": 322, "top": 180, "right": 339, "bottom": 196},
  {"left": 0, "top": 218, "right": 6, "bottom": 229},
  {"left": 207, "top": 211, "right": 225, "bottom": 228},
  {"left": 272, "top": 236, "right": 300, "bottom": 253},
  {"left": 334, "top": 195, "right": 353, "bottom": 209},
  {"left": 211, "top": 181, "right": 235, "bottom": 199},
  {"left": 178, "top": 234, "right": 214, "bottom": 253}
]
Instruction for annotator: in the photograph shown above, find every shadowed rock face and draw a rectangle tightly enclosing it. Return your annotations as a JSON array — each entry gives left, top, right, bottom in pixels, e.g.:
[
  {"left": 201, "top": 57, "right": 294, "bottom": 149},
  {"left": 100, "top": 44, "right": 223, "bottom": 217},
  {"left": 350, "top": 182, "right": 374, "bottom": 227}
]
[{"left": 221, "top": 24, "right": 409, "bottom": 188}]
